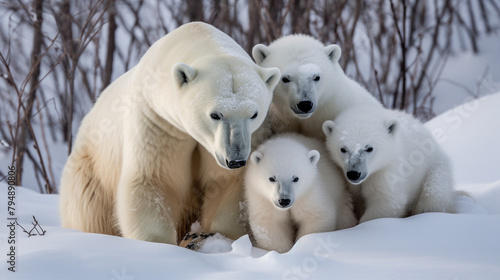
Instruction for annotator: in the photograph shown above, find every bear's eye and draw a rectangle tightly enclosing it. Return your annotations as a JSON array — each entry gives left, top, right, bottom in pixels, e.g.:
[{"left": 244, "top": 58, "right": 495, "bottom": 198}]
[
  {"left": 366, "top": 147, "right": 373, "bottom": 152},
  {"left": 282, "top": 77, "right": 290, "bottom": 83},
  {"left": 269, "top": 177, "right": 276, "bottom": 182},
  {"left": 292, "top": 177, "right": 299, "bottom": 183},
  {"left": 210, "top": 113, "right": 221, "bottom": 120},
  {"left": 313, "top": 75, "right": 320, "bottom": 81},
  {"left": 250, "top": 112, "right": 258, "bottom": 120},
  {"left": 340, "top": 148, "right": 347, "bottom": 153}
]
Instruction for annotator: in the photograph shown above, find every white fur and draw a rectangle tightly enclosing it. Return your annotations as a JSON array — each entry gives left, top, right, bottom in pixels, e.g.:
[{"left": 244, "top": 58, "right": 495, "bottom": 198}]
[
  {"left": 244, "top": 133, "right": 356, "bottom": 253},
  {"left": 252, "top": 35, "right": 381, "bottom": 140},
  {"left": 59, "top": 22, "right": 280, "bottom": 244},
  {"left": 323, "top": 106, "right": 457, "bottom": 223}
]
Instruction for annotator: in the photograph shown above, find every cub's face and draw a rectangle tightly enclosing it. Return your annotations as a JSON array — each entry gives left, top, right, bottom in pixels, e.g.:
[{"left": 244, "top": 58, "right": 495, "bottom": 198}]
[
  {"left": 323, "top": 117, "right": 397, "bottom": 185},
  {"left": 274, "top": 63, "right": 322, "bottom": 119},
  {"left": 248, "top": 140, "right": 320, "bottom": 209},
  {"left": 173, "top": 57, "right": 280, "bottom": 169},
  {"left": 327, "top": 138, "right": 374, "bottom": 185},
  {"left": 252, "top": 40, "right": 342, "bottom": 119}
]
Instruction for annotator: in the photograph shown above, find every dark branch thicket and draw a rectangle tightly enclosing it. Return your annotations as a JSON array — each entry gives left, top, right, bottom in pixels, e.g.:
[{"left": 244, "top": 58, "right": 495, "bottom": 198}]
[{"left": 0, "top": 0, "right": 499, "bottom": 193}]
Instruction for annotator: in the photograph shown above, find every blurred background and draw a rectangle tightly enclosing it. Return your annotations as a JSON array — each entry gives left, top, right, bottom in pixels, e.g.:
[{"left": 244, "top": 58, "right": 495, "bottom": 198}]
[{"left": 0, "top": 0, "right": 499, "bottom": 193}]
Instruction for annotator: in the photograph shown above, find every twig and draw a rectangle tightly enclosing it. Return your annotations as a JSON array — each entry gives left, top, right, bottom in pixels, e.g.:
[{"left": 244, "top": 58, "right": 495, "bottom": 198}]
[
  {"left": 390, "top": 0, "right": 407, "bottom": 110},
  {"left": 374, "top": 69, "right": 385, "bottom": 106}
]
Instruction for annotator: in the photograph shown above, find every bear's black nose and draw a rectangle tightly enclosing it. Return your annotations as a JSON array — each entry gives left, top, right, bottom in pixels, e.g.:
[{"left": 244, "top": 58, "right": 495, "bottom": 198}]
[
  {"left": 226, "top": 160, "right": 246, "bottom": 169},
  {"left": 347, "top": 171, "right": 361, "bottom": 181},
  {"left": 297, "top": 101, "right": 313, "bottom": 113},
  {"left": 278, "top": 198, "right": 291, "bottom": 207}
]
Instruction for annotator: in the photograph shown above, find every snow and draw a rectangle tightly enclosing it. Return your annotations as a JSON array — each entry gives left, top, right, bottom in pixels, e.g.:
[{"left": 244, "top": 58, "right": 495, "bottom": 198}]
[
  {"left": 0, "top": 140, "right": 9, "bottom": 149},
  {"left": 2, "top": 93, "right": 500, "bottom": 279},
  {"left": 426, "top": 93, "right": 500, "bottom": 185}
]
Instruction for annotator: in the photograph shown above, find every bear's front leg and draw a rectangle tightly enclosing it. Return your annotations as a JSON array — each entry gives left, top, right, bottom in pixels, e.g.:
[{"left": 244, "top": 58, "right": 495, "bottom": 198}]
[
  {"left": 247, "top": 201, "right": 294, "bottom": 253},
  {"left": 196, "top": 146, "right": 247, "bottom": 240},
  {"left": 293, "top": 204, "right": 337, "bottom": 242},
  {"left": 116, "top": 165, "right": 189, "bottom": 245},
  {"left": 116, "top": 102, "right": 198, "bottom": 244},
  {"left": 359, "top": 185, "right": 408, "bottom": 223},
  {"left": 360, "top": 194, "right": 408, "bottom": 223}
]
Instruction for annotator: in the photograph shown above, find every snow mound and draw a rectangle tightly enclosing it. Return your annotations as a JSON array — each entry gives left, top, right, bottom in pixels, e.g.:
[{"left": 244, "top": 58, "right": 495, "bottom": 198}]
[{"left": 426, "top": 93, "right": 500, "bottom": 185}]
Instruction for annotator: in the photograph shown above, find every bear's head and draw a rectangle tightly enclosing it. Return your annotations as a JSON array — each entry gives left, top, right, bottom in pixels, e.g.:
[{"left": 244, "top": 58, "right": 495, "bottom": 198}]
[
  {"left": 247, "top": 137, "right": 320, "bottom": 209},
  {"left": 322, "top": 108, "right": 398, "bottom": 185},
  {"left": 171, "top": 57, "right": 280, "bottom": 169},
  {"left": 252, "top": 35, "right": 342, "bottom": 119}
]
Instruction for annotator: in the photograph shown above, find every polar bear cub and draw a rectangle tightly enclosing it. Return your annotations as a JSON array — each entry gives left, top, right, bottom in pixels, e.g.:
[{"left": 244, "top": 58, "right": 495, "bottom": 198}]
[
  {"left": 244, "top": 133, "right": 356, "bottom": 253},
  {"left": 323, "top": 106, "right": 457, "bottom": 223},
  {"left": 252, "top": 35, "right": 381, "bottom": 139}
]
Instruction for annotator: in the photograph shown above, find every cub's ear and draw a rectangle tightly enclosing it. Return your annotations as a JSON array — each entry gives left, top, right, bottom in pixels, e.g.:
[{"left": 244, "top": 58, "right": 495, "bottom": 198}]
[
  {"left": 252, "top": 44, "right": 270, "bottom": 65},
  {"left": 325, "top": 44, "right": 341, "bottom": 63},
  {"left": 322, "top": 120, "right": 336, "bottom": 137},
  {"left": 250, "top": 151, "right": 263, "bottom": 164},
  {"left": 172, "top": 63, "right": 197, "bottom": 87},
  {"left": 385, "top": 119, "right": 398, "bottom": 135},
  {"left": 307, "top": 150, "right": 320, "bottom": 166},
  {"left": 257, "top": 66, "right": 281, "bottom": 91}
]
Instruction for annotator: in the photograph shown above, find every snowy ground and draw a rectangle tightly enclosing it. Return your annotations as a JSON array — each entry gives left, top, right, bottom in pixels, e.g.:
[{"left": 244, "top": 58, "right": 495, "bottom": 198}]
[{"left": 1, "top": 93, "right": 499, "bottom": 279}]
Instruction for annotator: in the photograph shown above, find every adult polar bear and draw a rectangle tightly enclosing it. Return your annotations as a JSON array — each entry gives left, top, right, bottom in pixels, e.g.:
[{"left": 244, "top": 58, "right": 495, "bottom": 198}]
[
  {"left": 252, "top": 35, "right": 381, "bottom": 140},
  {"left": 59, "top": 22, "right": 280, "bottom": 245}
]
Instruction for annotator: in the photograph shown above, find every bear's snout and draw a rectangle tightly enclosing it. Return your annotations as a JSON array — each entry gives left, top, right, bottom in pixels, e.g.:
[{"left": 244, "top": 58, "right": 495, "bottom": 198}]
[
  {"left": 346, "top": 171, "right": 361, "bottom": 181},
  {"left": 226, "top": 159, "right": 246, "bottom": 169},
  {"left": 297, "top": 101, "right": 313, "bottom": 113},
  {"left": 278, "top": 198, "right": 291, "bottom": 208}
]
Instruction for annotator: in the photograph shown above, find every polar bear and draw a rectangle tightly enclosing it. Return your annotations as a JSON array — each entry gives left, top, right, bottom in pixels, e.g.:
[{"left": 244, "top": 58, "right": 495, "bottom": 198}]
[
  {"left": 322, "top": 106, "right": 457, "bottom": 223},
  {"left": 252, "top": 35, "right": 381, "bottom": 140},
  {"left": 244, "top": 133, "right": 356, "bottom": 253},
  {"left": 59, "top": 22, "right": 280, "bottom": 245}
]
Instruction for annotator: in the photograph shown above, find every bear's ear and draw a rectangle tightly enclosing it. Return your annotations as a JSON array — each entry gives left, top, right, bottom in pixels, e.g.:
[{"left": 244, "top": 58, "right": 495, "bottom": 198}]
[
  {"left": 307, "top": 150, "right": 320, "bottom": 166},
  {"left": 250, "top": 151, "right": 263, "bottom": 164},
  {"left": 325, "top": 44, "right": 342, "bottom": 64},
  {"left": 322, "top": 120, "right": 336, "bottom": 137},
  {"left": 172, "top": 63, "right": 197, "bottom": 87},
  {"left": 385, "top": 119, "right": 398, "bottom": 135},
  {"left": 252, "top": 44, "right": 270, "bottom": 65},
  {"left": 257, "top": 66, "right": 281, "bottom": 91}
]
